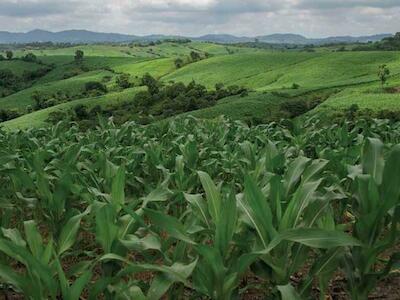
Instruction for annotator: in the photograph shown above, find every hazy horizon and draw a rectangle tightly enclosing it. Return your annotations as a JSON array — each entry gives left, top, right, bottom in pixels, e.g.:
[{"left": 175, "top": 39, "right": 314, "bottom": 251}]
[
  {"left": 1, "top": 28, "right": 395, "bottom": 39},
  {"left": 0, "top": 1, "right": 399, "bottom": 39}
]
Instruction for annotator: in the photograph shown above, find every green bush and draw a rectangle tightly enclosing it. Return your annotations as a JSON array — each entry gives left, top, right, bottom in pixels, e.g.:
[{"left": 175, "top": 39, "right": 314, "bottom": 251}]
[
  {"left": 84, "top": 81, "right": 108, "bottom": 93},
  {"left": 280, "top": 100, "right": 309, "bottom": 117},
  {"left": 116, "top": 73, "right": 132, "bottom": 89}
]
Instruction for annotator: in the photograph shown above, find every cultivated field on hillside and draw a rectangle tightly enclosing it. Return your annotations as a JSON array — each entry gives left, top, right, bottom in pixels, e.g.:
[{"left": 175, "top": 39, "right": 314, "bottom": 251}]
[{"left": 1, "top": 42, "right": 400, "bottom": 130}]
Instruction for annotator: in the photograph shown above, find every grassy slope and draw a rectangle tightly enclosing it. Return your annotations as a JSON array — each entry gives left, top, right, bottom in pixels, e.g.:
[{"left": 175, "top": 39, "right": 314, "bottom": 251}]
[
  {"left": 35, "top": 56, "right": 147, "bottom": 84},
  {"left": 2, "top": 87, "right": 144, "bottom": 130},
  {"left": 8, "top": 42, "right": 244, "bottom": 59},
  {"left": 2, "top": 42, "right": 400, "bottom": 130},
  {"left": 182, "top": 92, "right": 285, "bottom": 121},
  {"left": 164, "top": 51, "right": 400, "bottom": 90},
  {"left": 164, "top": 52, "right": 319, "bottom": 89},
  {"left": 114, "top": 58, "right": 176, "bottom": 78},
  {"left": 0, "top": 60, "right": 43, "bottom": 76},
  {"left": 315, "top": 74, "right": 400, "bottom": 112},
  {"left": 0, "top": 70, "right": 115, "bottom": 110}
]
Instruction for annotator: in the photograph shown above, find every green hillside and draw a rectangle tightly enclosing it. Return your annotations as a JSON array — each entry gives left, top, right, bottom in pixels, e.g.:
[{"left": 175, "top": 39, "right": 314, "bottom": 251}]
[
  {"left": 114, "top": 58, "right": 176, "bottom": 78},
  {"left": 165, "top": 51, "right": 400, "bottom": 90},
  {"left": 0, "top": 70, "right": 115, "bottom": 110},
  {"left": 0, "top": 60, "right": 43, "bottom": 76},
  {"left": 1, "top": 42, "right": 400, "bottom": 130},
  {"left": 315, "top": 74, "right": 400, "bottom": 112},
  {"left": 2, "top": 87, "right": 144, "bottom": 129}
]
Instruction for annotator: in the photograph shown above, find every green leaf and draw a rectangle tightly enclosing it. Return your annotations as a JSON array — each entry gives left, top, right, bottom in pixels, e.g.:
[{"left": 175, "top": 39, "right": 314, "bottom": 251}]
[
  {"left": 116, "top": 285, "right": 146, "bottom": 300},
  {"left": 362, "top": 138, "right": 384, "bottom": 185},
  {"left": 284, "top": 156, "right": 311, "bottom": 197},
  {"left": 141, "top": 186, "right": 171, "bottom": 206},
  {"left": 239, "top": 174, "right": 276, "bottom": 249},
  {"left": 280, "top": 180, "right": 322, "bottom": 230},
  {"left": 278, "top": 284, "right": 302, "bottom": 300},
  {"left": 271, "top": 228, "right": 362, "bottom": 249},
  {"left": 302, "top": 159, "right": 328, "bottom": 184},
  {"left": 184, "top": 193, "right": 211, "bottom": 228},
  {"left": 68, "top": 270, "right": 93, "bottom": 300},
  {"left": 144, "top": 208, "right": 195, "bottom": 244},
  {"left": 111, "top": 166, "right": 126, "bottom": 210},
  {"left": 103, "top": 254, "right": 198, "bottom": 284},
  {"left": 147, "top": 273, "right": 175, "bottom": 300},
  {"left": 96, "top": 204, "right": 119, "bottom": 253},
  {"left": 23, "top": 220, "right": 43, "bottom": 258},
  {"left": 381, "top": 145, "right": 400, "bottom": 211},
  {"left": 1, "top": 227, "right": 26, "bottom": 247},
  {"left": 58, "top": 210, "right": 89, "bottom": 255},
  {"left": 215, "top": 192, "right": 237, "bottom": 256},
  {"left": 0, "top": 263, "right": 31, "bottom": 295},
  {"left": 120, "top": 233, "right": 161, "bottom": 252},
  {"left": 198, "top": 171, "right": 221, "bottom": 225}
]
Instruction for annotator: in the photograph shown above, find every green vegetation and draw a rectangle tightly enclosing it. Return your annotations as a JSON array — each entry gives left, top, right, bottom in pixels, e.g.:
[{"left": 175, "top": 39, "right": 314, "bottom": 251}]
[
  {"left": 0, "top": 37, "right": 400, "bottom": 300},
  {"left": 1, "top": 41, "right": 400, "bottom": 129},
  {"left": 1, "top": 116, "right": 400, "bottom": 299},
  {"left": 354, "top": 32, "right": 400, "bottom": 51},
  {"left": 378, "top": 64, "right": 390, "bottom": 87}
]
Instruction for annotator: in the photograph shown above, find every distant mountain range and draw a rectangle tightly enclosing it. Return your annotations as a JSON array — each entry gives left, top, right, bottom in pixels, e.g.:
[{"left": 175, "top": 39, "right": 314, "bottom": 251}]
[{"left": 0, "top": 29, "right": 392, "bottom": 45}]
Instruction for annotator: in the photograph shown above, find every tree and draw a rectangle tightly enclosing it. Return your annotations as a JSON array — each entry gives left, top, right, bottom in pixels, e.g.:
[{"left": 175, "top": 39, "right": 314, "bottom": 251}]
[
  {"left": 378, "top": 64, "right": 390, "bottom": 87},
  {"left": 74, "top": 104, "right": 88, "bottom": 119},
  {"left": 174, "top": 58, "right": 184, "bottom": 69},
  {"left": 292, "top": 83, "right": 300, "bottom": 89},
  {"left": 74, "top": 50, "right": 84, "bottom": 63},
  {"left": 84, "top": 81, "right": 107, "bottom": 93},
  {"left": 32, "top": 91, "right": 48, "bottom": 110},
  {"left": 116, "top": 74, "right": 131, "bottom": 89},
  {"left": 141, "top": 73, "right": 159, "bottom": 95},
  {"left": 190, "top": 51, "right": 201, "bottom": 62},
  {"left": 22, "top": 53, "right": 37, "bottom": 62},
  {"left": 0, "top": 54, "right": 4, "bottom": 61},
  {"left": 0, "top": 69, "right": 17, "bottom": 88},
  {"left": 6, "top": 51, "right": 13, "bottom": 60}
]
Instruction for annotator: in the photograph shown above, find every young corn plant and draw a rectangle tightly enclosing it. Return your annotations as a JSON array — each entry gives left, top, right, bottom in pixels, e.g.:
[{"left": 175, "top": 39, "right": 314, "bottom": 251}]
[
  {"left": 238, "top": 155, "right": 361, "bottom": 298},
  {"left": 0, "top": 218, "right": 91, "bottom": 300},
  {"left": 341, "top": 139, "right": 400, "bottom": 299}
]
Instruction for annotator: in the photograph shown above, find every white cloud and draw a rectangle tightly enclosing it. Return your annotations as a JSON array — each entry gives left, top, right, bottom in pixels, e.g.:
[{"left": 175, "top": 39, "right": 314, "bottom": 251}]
[{"left": 0, "top": 0, "right": 398, "bottom": 37}]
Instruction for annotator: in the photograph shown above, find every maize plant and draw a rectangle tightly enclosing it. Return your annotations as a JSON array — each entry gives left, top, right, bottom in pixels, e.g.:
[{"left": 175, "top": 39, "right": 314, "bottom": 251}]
[{"left": 0, "top": 116, "right": 399, "bottom": 299}]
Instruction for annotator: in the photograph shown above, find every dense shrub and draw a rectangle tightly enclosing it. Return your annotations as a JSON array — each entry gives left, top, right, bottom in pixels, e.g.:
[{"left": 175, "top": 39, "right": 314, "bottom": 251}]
[
  {"left": 141, "top": 74, "right": 160, "bottom": 95},
  {"left": 74, "top": 104, "right": 89, "bottom": 119},
  {"left": 84, "top": 81, "right": 107, "bottom": 93},
  {"left": 0, "top": 109, "right": 20, "bottom": 122},
  {"left": 116, "top": 73, "right": 132, "bottom": 89},
  {"left": 22, "top": 67, "right": 51, "bottom": 81},
  {"left": 21, "top": 53, "right": 37, "bottom": 63},
  {"left": 190, "top": 51, "right": 201, "bottom": 62},
  {"left": 280, "top": 100, "right": 310, "bottom": 117},
  {"left": 174, "top": 58, "right": 185, "bottom": 68},
  {"left": 0, "top": 69, "right": 18, "bottom": 88}
]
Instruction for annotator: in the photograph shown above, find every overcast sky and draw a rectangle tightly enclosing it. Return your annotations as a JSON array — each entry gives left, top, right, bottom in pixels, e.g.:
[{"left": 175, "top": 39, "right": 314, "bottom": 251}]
[{"left": 0, "top": 0, "right": 399, "bottom": 37}]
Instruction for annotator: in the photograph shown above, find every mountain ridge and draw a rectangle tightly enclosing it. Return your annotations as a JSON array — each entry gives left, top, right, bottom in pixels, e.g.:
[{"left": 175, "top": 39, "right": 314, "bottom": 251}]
[{"left": 0, "top": 29, "right": 392, "bottom": 45}]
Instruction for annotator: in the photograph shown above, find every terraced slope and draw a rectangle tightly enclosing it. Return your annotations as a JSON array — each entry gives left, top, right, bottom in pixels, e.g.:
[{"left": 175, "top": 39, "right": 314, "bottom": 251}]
[
  {"left": 315, "top": 74, "right": 400, "bottom": 113},
  {"left": 165, "top": 51, "right": 400, "bottom": 90}
]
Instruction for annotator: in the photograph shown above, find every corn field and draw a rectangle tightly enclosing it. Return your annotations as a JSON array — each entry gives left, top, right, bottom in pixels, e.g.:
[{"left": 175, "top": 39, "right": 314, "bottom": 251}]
[{"left": 0, "top": 116, "right": 400, "bottom": 299}]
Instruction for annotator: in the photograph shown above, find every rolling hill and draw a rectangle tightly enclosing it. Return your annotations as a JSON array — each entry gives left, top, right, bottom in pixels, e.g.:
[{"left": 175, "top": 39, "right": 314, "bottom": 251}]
[
  {"left": 0, "top": 29, "right": 392, "bottom": 45},
  {"left": 1, "top": 41, "right": 400, "bottom": 131}
]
